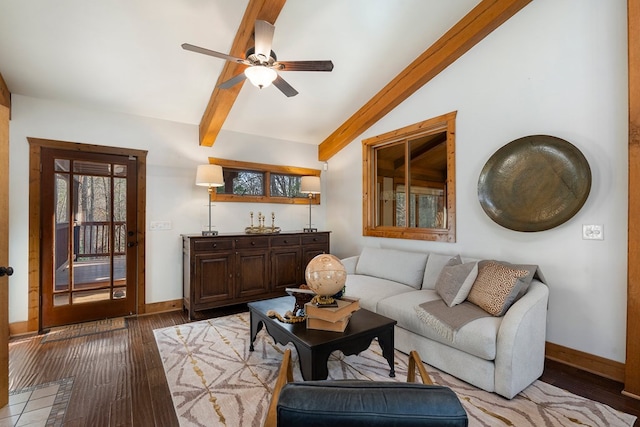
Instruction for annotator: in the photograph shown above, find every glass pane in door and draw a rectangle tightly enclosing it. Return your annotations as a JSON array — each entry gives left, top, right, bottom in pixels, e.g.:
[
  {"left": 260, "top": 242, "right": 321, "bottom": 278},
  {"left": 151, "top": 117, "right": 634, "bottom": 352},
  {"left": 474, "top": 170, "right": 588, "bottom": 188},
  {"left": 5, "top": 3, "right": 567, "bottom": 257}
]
[
  {"left": 72, "top": 172, "right": 112, "bottom": 303},
  {"left": 53, "top": 161, "right": 123, "bottom": 306},
  {"left": 113, "top": 175, "right": 127, "bottom": 299},
  {"left": 53, "top": 173, "right": 70, "bottom": 306}
]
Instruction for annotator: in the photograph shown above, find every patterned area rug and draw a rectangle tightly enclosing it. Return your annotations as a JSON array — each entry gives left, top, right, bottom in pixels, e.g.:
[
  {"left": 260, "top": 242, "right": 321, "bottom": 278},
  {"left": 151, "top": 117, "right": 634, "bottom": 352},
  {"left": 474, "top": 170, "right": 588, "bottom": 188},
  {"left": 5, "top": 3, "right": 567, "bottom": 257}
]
[
  {"left": 41, "top": 317, "right": 127, "bottom": 343},
  {"left": 154, "top": 313, "right": 637, "bottom": 427}
]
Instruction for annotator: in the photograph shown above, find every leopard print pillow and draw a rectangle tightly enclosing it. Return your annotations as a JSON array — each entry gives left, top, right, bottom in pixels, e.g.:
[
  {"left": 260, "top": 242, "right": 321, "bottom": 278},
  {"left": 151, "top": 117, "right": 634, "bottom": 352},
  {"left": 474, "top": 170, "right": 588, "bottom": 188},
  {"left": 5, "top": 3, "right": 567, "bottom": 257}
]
[{"left": 467, "top": 261, "right": 529, "bottom": 316}]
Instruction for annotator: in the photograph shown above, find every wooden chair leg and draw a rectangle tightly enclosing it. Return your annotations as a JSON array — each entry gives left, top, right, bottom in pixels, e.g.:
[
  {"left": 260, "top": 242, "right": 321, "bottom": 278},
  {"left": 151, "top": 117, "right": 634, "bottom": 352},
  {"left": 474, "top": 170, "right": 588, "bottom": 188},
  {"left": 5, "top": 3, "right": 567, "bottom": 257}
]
[
  {"left": 407, "top": 350, "right": 433, "bottom": 385},
  {"left": 264, "top": 349, "right": 293, "bottom": 427}
]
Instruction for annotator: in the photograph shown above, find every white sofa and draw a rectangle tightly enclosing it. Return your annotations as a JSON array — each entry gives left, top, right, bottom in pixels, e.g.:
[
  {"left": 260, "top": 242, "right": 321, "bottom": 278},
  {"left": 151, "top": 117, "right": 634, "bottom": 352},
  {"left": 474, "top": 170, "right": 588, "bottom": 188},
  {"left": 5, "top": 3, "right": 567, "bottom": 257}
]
[{"left": 341, "top": 247, "right": 549, "bottom": 399}]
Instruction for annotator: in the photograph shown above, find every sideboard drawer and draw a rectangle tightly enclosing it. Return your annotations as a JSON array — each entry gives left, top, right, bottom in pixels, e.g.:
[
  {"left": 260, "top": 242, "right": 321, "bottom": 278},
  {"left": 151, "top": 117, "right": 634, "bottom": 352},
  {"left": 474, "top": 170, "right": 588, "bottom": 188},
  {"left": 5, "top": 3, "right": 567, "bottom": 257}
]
[
  {"left": 193, "top": 239, "right": 234, "bottom": 252},
  {"left": 302, "top": 234, "right": 329, "bottom": 245},
  {"left": 271, "top": 235, "right": 301, "bottom": 247},
  {"left": 235, "top": 237, "right": 270, "bottom": 250}
]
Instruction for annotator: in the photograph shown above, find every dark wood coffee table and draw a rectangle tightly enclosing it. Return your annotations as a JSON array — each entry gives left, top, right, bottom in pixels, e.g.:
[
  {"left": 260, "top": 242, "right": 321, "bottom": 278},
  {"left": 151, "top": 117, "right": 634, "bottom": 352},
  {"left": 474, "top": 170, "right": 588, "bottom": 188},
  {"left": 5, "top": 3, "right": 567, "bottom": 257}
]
[{"left": 248, "top": 296, "right": 397, "bottom": 381}]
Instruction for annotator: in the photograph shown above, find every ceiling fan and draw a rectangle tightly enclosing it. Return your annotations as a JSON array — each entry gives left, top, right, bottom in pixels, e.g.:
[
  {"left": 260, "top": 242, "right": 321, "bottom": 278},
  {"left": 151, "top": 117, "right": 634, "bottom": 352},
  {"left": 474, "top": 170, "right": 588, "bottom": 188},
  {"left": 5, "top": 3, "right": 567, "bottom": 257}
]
[{"left": 182, "top": 20, "right": 334, "bottom": 97}]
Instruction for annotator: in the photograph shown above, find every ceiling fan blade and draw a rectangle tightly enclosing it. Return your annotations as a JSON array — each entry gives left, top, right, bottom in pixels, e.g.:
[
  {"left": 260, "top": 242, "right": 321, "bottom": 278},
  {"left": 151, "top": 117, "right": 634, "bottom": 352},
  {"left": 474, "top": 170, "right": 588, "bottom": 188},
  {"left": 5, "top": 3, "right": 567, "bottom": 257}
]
[
  {"left": 254, "top": 20, "right": 275, "bottom": 61},
  {"left": 275, "top": 60, "right": 334, "bottom": 72},
  {"left": 218, "top": 73, "right": 247, "bottom": 89},
  {"left": 182, "top": 43, "right": 248, "bottom": 64},
  {"left": 273, "top": 75, "right": 298, "bottom": 97}
]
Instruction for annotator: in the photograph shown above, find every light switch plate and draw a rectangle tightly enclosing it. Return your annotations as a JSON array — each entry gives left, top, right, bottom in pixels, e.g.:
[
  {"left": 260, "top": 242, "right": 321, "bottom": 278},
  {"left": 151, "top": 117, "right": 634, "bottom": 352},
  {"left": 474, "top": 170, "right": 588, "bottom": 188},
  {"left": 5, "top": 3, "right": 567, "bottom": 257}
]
[
  {"left": 150, "top": 221, "right": 172, "bottom": 231},
  {"left": 582, "top": 224, "right": 604, "bottom": 240}
]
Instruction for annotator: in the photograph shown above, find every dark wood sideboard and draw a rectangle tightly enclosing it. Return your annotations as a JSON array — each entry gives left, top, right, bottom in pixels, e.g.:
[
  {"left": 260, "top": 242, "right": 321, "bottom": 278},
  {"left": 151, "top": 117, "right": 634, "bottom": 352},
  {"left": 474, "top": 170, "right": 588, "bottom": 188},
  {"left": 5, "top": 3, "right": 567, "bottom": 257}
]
[{"left": 182, "top": 231, "right": 330, "bottom": 320}]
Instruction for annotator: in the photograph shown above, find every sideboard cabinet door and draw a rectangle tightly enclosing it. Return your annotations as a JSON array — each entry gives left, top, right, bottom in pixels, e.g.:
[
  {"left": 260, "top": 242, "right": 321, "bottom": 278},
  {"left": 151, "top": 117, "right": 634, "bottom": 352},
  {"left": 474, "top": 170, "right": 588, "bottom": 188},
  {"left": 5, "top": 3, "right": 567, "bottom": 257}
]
[
  {"left": 235, "top": 249, "right": 270, "bottom": 298},
  {"left": 194, "top": 252, "right": 234, "bottom": 306}
]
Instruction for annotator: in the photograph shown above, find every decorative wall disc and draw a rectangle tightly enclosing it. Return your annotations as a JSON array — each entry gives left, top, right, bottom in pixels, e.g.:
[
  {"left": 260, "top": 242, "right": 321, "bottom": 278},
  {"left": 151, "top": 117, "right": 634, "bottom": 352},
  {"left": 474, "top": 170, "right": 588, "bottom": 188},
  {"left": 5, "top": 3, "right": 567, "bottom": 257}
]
[{"left": 477, "top": 135, "right": 591, "bottom": 232}]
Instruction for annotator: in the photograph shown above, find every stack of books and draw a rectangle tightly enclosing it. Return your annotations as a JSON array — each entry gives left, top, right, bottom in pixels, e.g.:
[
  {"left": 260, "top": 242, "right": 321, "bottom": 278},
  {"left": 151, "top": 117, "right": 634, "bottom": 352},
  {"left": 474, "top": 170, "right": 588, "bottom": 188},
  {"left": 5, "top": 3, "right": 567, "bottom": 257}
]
[{"left": 305, "top": 297, "right": 360, "bottom": 332}]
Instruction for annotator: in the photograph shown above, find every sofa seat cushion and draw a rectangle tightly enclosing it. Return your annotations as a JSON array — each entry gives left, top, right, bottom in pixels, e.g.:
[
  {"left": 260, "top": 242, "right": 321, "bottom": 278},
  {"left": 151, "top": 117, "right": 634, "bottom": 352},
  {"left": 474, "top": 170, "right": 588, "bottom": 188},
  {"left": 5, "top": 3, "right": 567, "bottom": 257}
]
[
  {"left": 377, "top": 290, "right": 502, "bottom": 360},
  {"left": 344, "top": 275, "right": 416, "bottom": 312}
]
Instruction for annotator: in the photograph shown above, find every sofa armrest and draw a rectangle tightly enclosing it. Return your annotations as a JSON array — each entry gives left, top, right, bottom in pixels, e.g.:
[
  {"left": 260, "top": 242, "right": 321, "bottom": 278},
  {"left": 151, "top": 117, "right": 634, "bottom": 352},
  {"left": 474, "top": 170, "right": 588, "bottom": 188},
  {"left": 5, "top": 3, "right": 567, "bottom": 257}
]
[
  {"left": 341, "top": 256, "right": 359, "bottom": 274},
  {"left": 494, "top": 280, "right": 549, "bottom": 399}
]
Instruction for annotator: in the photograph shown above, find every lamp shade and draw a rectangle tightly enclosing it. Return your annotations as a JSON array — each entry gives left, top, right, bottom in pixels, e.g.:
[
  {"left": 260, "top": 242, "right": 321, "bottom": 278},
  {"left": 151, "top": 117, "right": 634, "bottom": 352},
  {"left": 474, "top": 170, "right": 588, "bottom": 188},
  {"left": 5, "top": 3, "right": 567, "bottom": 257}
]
[
  {"left": 245, "top": 66, "right": 277, "bottom": 89},
  {"left": 300, "top": 176, "right": 321, "bottom": 194},
  {"left": 195, "top": 164, "right": 224, "bottom": 187}
]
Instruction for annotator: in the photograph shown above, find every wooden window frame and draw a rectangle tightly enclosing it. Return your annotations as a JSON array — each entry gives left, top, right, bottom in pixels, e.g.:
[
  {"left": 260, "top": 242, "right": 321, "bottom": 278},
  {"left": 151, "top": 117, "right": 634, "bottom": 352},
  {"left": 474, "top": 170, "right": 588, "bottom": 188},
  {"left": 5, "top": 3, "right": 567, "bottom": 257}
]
[
  {"left": 207, "top": 158, "right": 320, "bottom": 205},
  {"left": 362, "top": 111, "right": 456, "bottom": 242}
]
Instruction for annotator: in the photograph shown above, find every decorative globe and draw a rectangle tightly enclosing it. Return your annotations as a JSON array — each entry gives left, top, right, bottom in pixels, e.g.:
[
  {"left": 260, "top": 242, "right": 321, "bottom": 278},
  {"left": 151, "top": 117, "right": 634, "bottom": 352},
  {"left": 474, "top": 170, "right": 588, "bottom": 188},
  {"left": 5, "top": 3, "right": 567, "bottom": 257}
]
[
  {"left": 305, "top": 254, "right": 347, "bottom": 297},
  {"left": 304, "top": 254, "right": 347, "bottom": 296}
]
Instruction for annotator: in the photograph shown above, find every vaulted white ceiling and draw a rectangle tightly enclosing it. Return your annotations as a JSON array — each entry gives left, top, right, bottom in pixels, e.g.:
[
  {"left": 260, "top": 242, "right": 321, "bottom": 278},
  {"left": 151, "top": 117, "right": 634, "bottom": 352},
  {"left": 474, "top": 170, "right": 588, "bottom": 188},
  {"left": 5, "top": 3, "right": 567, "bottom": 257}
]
[{"left": 0, "top": 0, "right": 480, "bottom": 145}]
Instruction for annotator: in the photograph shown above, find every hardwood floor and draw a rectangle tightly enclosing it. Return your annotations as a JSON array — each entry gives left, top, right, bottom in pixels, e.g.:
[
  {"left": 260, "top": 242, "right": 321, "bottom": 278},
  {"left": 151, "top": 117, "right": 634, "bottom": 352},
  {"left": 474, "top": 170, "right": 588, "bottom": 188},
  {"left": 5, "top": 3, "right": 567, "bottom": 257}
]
[{"left": 7, "top": 306, "right": 640, "bottom": 426}]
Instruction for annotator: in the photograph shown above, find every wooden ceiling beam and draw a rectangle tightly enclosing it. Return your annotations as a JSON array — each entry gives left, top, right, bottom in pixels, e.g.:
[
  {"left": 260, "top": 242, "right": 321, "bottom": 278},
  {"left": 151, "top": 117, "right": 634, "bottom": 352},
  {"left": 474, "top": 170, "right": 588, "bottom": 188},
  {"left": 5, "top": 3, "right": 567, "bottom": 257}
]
[
  {"left": 317, "top": 0, "right": 532, "bottom": 161},
  {"left": 0, "top": 72, "right": 10, "bottom": 110},
  {"left": 198, "top": 0, "right": 287, "bottom": 147}
]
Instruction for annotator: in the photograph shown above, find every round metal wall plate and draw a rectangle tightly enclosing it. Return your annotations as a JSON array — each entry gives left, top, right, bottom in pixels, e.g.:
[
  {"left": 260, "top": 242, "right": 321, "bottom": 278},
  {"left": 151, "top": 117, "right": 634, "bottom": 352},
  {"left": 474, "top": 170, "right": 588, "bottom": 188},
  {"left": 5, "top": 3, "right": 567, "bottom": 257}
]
[{"left": 477, "top": 135, "right": 591, "bottom": 232}]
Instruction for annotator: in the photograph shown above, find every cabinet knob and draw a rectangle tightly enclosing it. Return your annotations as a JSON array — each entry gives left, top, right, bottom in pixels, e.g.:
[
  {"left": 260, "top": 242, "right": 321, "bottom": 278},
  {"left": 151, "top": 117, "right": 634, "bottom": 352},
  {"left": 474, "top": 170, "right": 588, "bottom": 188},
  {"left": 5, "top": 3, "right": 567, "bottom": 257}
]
[
  {"left": 284, "top": 240, "right": 288, "bottom": 244},
  {"left": 251, "top": 241, "right": 256, "bottom": 246},
  {"left": 212, "top": 243, "right": 217, "bottom": 248}
]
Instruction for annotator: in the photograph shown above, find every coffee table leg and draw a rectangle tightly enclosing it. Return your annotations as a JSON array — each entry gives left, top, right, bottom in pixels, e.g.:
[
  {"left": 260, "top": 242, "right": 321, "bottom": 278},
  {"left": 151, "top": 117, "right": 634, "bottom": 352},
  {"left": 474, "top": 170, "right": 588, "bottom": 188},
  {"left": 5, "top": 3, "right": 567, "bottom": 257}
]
[
  {"left": 249, "top": 311, "right": 264, "bottom": 352},
  {"left": 297, "top": 345, "right": 330, "bottom": 381},
  {"left": 377, "top": 328, "right": 395, "bottom": 377}
]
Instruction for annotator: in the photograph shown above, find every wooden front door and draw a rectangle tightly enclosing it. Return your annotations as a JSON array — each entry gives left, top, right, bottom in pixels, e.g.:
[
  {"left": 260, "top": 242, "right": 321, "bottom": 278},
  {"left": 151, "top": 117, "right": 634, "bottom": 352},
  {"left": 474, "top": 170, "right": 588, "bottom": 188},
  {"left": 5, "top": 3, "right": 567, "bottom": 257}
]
[{"left": 40, "top": 148, "right": 138, "bottom": 329}]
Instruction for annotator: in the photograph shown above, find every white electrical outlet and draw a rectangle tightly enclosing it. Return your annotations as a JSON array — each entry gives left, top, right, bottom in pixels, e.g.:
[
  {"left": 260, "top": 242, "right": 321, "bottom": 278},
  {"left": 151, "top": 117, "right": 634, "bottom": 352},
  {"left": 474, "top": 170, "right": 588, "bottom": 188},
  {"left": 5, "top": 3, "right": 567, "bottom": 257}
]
[
  {"left": 582, "top": 224, "right": 604, "bottom": 240},
  {"left": 150, "top": 221, "right": 172, "bottom": 231}
]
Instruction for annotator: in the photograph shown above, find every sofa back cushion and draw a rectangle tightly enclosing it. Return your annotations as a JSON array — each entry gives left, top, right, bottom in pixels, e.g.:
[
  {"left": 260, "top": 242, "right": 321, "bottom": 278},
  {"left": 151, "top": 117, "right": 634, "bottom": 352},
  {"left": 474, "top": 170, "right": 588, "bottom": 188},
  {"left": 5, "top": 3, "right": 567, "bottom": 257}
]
[
  {"left": 422, "top": 253, "right": 456, "bottom": 290},
  {"left": 355, "top": 247, "right": 428, "bottom": 289}
]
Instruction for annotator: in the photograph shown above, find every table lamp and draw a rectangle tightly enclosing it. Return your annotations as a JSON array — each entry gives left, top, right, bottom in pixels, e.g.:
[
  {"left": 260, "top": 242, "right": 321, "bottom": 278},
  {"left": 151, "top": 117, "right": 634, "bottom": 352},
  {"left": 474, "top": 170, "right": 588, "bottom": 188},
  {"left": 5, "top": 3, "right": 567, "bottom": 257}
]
[
  {"left": 300, "top": 176, "right": 321, "bottom": 232},
  {"left": 196, "top": 164, "right": 224, "bottom": 236}
]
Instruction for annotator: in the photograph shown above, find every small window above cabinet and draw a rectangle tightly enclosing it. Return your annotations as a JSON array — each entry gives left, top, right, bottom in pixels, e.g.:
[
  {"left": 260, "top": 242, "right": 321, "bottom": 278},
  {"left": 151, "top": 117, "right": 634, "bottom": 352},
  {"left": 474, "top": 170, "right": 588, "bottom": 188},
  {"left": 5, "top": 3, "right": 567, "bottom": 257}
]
[
  {"left": 207, "top": 157, "right": 320, "bottom": 205},
  {"left": 362, "top": 111, "right": 456, "bottom": 242}
]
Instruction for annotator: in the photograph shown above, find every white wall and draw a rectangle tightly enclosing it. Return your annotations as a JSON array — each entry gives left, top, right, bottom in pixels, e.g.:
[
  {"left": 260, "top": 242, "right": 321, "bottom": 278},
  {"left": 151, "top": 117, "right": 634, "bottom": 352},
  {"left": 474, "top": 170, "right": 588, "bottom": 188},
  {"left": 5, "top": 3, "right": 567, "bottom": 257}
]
[
  {"left": 326, "top": 0, "right": 629, "bottom": 363},
  {"left": 8, "top": 95, "right": 325, "bottom": 321}
]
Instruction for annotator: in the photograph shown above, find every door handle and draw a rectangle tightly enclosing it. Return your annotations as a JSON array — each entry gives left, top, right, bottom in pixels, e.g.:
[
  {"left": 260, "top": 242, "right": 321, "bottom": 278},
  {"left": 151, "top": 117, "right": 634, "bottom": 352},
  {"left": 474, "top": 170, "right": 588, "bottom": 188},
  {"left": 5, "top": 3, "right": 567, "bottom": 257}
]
[
  {"left": 0, "top": 266, "right": 14, "bottom": 277},
  {"left": 127, "top": 242, "right": 137, "bottom": 247}
]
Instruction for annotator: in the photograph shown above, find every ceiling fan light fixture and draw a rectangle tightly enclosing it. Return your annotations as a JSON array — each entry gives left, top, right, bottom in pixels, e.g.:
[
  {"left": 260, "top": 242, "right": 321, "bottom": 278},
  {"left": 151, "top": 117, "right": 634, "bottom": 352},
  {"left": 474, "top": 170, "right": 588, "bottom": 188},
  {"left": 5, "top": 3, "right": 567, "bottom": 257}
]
[{"left": 244, "top": 66, "right": 277, "bottom": 89}]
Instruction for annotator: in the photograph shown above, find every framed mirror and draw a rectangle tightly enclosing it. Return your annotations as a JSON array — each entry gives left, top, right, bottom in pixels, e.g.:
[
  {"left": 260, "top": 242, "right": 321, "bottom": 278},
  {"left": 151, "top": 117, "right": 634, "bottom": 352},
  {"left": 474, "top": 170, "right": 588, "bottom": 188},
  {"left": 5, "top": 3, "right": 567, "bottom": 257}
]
[{"left": 363, "top": 111, "right": 456, "bottom": 242}]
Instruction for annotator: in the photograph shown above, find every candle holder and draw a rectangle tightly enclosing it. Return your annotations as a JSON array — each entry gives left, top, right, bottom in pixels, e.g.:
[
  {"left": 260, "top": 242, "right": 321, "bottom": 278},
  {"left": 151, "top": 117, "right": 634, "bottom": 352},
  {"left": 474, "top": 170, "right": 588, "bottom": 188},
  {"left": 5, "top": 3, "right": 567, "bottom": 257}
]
[{"left": 245, "top": 211, "right": 281, "bottom": 234}]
